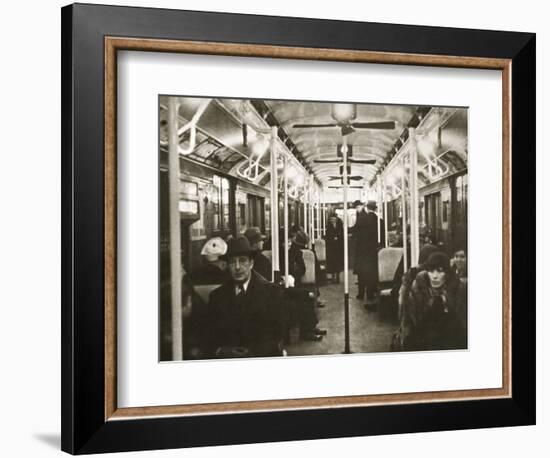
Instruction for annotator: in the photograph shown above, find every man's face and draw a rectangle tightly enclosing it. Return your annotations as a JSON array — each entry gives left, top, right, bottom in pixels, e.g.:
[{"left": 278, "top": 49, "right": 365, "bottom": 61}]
[
  {"left": 355, "top": 205, "right": 363, "bottom": 213},
  {"left": 228, "top": 255, "right": 254, "bottom": 284},
  {"left": 254, "top": 239, "right": 264, "bottom": 251}
]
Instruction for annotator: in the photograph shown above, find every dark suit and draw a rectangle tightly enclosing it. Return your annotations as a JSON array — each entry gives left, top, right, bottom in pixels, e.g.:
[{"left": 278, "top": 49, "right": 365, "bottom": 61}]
[
  {"left": 252, "top": 251, "right": 272, "bottom": 282},
  {"left": 325, "top": 217, "right": 344, "bottom": 274},
  {"left": 203, "top": 271, "right": 283, "bottom": 357}
]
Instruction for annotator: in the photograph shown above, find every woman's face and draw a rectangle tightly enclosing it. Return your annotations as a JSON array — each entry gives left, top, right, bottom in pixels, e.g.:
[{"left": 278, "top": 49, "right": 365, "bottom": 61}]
[
  {"left": 453, "top": 250, "right": 466, "bottom": 273},
  {"left": 428, "top": 268, "right": 446, "bottom": 289}
]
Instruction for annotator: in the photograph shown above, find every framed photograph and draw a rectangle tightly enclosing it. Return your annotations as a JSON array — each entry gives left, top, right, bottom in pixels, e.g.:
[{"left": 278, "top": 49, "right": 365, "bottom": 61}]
[{"left": 61, "top": 3, "right": 536, "bottom": 454}]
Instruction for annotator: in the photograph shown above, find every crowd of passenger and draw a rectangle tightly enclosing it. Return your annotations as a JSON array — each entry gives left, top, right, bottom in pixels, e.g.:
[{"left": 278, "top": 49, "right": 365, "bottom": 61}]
[
  {"left": 178, "top": 201, "right": 467, "bottom": 359},
  {"left": 181, "top": 224, "right": 327, "bottom": 359}
]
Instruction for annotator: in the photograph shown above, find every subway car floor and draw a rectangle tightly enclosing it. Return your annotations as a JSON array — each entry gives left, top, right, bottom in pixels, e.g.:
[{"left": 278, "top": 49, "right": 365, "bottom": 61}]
[{"left": 285, "top": 271, "right": 398, "bottom": 356}]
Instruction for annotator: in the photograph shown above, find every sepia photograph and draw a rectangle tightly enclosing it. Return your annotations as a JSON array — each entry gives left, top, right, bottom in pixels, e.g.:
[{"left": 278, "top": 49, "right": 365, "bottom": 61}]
[{"left": 158, "top": 96, "right": 468, "bottom": 361}]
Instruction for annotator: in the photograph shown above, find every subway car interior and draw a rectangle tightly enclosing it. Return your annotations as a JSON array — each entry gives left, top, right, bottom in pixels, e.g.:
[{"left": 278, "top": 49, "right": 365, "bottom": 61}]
[{"left": 159, "top": 96, "right": 468, "bottom": 361}]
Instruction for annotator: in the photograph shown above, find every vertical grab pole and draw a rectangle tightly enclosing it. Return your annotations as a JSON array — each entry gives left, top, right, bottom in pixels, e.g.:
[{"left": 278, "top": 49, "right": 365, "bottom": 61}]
[
  {"left": 376, "top": 179, "right": 381, "bottom": 244},
  {"left": 322, "top": 191, "right": 326, "bottom": 236},
  {"left": 342, "top": 139, "right": 350, "bottom": 354},
  {"left": 309, "top": 176, "right": 315, "bottom": 249},
  {"left": 304, "top": 185, "right": 308, "bottom": 238},
  {"left": 168, "top": 97, "right": 183, "bottom": 361},
  {"left": 270, "top": 126, "right": 280, "bottom": 283},
  {"left": 409, "top": 127, "right": 420, "bottom": 265},
  {"left": 383, "top": 176, "right": 388, "bottom": 248},
  {"left": 401, "top": 156, "right": 409, "bottom": 272},
  {"left": 315, "top": 189, "right": 319, "bottom": 240},
  {"left": 283, "top": 155, "right": 289, "bottom": 288}
]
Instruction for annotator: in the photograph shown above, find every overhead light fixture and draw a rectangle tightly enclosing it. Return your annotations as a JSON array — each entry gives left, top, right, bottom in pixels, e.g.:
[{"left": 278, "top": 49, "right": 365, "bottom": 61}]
[
  {"left": 331, "top": 103, "right": 357, "bottom": 124},
  {"left": 251, "top": 133, "right": 270, "bottom": 158}
]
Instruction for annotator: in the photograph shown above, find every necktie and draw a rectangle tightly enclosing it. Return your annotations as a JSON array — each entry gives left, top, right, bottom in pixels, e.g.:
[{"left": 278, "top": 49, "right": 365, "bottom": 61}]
[{"left": 235, "top": 285, "right": 246, "bottom": 306}]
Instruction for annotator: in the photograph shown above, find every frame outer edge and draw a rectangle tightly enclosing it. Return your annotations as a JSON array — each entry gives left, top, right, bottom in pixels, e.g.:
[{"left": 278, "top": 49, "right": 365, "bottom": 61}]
[
  {"left": 510, "top": 33, "right": 536, "bottom": 423},
  {"left": 61, "top": 4, "right": 75, "bottom": 454},
  {"left": 63, "top": 4, "right": 536, "bottom": 453}
]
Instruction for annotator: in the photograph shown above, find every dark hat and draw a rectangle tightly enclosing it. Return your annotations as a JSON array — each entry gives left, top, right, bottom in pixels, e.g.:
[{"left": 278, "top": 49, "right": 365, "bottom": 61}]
[
  {"left": 366, "top": 200, "right": 377, "bottom": 210},
  {"left": 418, "top": 243, "right": 439, "bottom": 265},
  {"left": 352, "top": 199, "right": 363, "bottom": 207},
  {"left": 293, "top": 231, "right": 309, "bottom": 247},
  {"left": 223, "top": 236, "right": 255, "bottom": 259},
  {"left": 243, "top": 226, "right": 266, "bottom": 245},
  {"left": 425, "top": 251, "right": 450, "bottom": 273}
]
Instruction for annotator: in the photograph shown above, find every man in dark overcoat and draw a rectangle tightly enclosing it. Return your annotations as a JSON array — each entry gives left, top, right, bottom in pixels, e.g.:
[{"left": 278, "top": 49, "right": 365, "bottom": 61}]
[
  {"left": 202, "top": 236, "right": 284, "bottom": 358},
  {"left": 354, "top": 200, "right": 385, "bottom": 309}
]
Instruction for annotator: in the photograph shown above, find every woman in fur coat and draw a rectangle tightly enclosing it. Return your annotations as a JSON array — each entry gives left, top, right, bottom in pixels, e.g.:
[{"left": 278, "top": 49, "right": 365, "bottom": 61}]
[{"left": 396, "top": 251, "right": 467, "bottom": 351}]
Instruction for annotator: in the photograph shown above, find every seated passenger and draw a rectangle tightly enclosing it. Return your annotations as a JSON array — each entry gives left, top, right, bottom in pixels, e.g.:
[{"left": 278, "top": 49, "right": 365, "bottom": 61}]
[
  {"left": 282, "top": 229, "right": 307, "bottom": 286},
  {"left": 187, "top": 237, "right": 229, "bottom": 285},
  {"left": 399, "top": 251, "right": 467, "bottom": 351},
  {"left": 201, "top": 236, "right": 284, "bottom": 358},
  {"left": 183, "top": 237, "right": 229, "bottom": 359},
  {"left": 243, "top": 226, "right": 272, "bottom": 281},
  {"left": 290, "top": 224, "right": 310, "bottom": 248},
  {"left": 280, "top": 229, "right": 326, "bottom": 341},
  {"left": 451, "top": 247, "right": 467, "bottom": 285},
  {"left": 392, "top": 243, "right": 437, "bottom": 311}
]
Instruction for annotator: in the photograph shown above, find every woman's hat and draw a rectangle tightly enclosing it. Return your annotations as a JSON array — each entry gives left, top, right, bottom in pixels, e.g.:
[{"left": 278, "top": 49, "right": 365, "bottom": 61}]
[
  {"left": 418, "top": 243, "right": 439, "bottom": 265},
  {"left": 200, "top": 237, "right": 227, "bottom": 261},
  {"left": 425, "top": 251, "right": 450, "bottom": 273}
]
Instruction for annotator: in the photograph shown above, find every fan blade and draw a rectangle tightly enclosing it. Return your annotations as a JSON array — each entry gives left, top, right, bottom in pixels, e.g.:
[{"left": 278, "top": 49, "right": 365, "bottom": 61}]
[
  {"left": 329, "top": 175, "right": 361, "bottom": 179},
  {"left": 349, "top": 159, "right": 376, "bottom": 164},
  {"left": 314, "top": 159, "right": 341, "bottom": 163},
  {"left": 328, "top": 185, "right": 363, "bottom": 189},
  {"left": 351, "top": 121, "right": 396, "bottom": 130},
  {"left": 293, "top": 123, "right": 338, "bottom": 129}
]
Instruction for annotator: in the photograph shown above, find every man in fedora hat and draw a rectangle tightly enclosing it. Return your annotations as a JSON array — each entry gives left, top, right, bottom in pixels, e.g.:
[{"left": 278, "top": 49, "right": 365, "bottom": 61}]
[
  {"left": 243, "top": 226, "right": 272, "bottom": 281},
  {"left": 353, "top": 199, "right": 385, "bottom": 309},
  {"left": 201, "top": 236, "right": 284, "bottom": 358}
]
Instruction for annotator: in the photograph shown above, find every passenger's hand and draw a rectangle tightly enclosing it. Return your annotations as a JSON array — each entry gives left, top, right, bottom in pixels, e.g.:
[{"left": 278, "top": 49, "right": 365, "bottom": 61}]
[
  {"left": 181, "top": 295, "right": 192, "bottom": 318},
  {"left": 284, "top": 275, "right": 295, "bottom": 288}
]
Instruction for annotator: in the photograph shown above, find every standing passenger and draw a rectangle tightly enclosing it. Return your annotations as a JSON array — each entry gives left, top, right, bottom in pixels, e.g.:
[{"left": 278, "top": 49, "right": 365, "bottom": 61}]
[
  {"left": 352, "top": 200, "right": 367, "bottom": 299},
  {"left": 354, "top": 200, "right": 385, "bottom": 309},
  {"left": 325, "top": 213, "right": 344, "bottom": 283}
]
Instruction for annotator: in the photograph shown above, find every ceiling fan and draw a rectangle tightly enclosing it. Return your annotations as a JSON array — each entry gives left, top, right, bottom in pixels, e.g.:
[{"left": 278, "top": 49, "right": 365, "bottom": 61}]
[
  {"left": 293, "top": 103, "right": 396, "bottom": 136},
  {"left": 328, "top": 176, "right": 363, "bottom": 185},
  {"left": 312, "top": 145, "right": 376, "bottom": 165},
  {"left": 328, "top": 175, "right": 362, "bottom": 180},
  {"left": 328, "top": 185, "right": 363, "bottom": 189}
]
